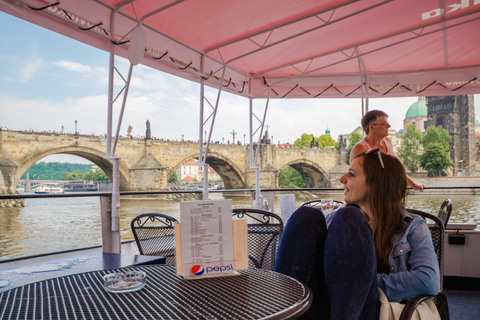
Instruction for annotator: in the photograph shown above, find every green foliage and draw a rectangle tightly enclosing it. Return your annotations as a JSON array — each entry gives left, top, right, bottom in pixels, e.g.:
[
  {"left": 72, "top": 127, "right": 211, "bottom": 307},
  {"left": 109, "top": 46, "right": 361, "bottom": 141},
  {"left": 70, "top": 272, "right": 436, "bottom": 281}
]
[
  {"left": 317, "top": 134, "right": 336, "bottom": 148},
  {"left": 346, "top": 131, "right": 363, "bottom": 164},
  {"left": 420, "top": 143, "right": 453, "bottom": 176},
  {"left": 63, "top": 170, "right": 83, "bottom": 180},
  {"left": 168, "top": 172, "right": 179, "bottom": 183},
  {"left": 420, "top": 126, "right": 453, "bottom": 176},
  {"left": 293, "top": 133, "right": 337, "bottom": 149},
  {"left": 22, "top": 162, "right": 110, "bottom": 181},
  {"left": 82, "top": 170, "right": 110, "bottom": 182},
  {"left": 22, "top": 162, "right": 93, "bottom": 180},
  {"left": 422, "top": 126, "right": 451, "bottom": 150},
  {"left": 293, "top": 133, "right": 315, "bottom": 148},
  {"left": 398, "top": 124, "right": 423, "bottom": 174},
  {"left": 278, "top": 167, "right": 306, "bottom": 188}
]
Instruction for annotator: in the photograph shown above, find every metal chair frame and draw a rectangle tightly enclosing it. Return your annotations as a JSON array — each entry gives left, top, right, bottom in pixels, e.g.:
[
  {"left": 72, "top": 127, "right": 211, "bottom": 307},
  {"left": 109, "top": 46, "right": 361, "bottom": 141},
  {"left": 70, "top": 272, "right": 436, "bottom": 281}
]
[
  {"left": 300, "top": 199, "right": 345, "bottom": 211},
  {"left": 401, "top": 209, "right": 450, "bottom": 320},
  {"left": 131, "top": 213, "right": 178, "bottom": 265},
  {"left": 232, "top": 208, "right": 284, "bottom": 270},
  {"left": 438, "top": 199, "right": 452, "bottom": 227}
]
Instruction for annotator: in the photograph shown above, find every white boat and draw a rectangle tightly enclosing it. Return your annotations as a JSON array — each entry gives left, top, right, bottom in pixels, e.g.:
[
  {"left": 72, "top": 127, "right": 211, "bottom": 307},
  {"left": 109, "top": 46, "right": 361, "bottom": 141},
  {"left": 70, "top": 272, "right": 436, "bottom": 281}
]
[{"left": 33, "top": 184, "right": 64, "bottom": 194}]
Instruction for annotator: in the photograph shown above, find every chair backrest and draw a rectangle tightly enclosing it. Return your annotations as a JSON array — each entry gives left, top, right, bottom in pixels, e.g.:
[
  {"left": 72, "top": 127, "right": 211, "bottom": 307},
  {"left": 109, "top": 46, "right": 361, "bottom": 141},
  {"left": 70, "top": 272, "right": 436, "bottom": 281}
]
[
  {"left": 438, "top": 199, "right": 452, "bottom": 227},
  {"left": 131, "top": 213, "right": 178, "bottom": 265},
  {"left": 406, "top": 208, "right": 445, "bottom": 290},
  {"left": 232, "top": 208, "right": 284, "bottom": 270},
  {"left": 300, "top": 199, "right": 345, "bottom": 211}
]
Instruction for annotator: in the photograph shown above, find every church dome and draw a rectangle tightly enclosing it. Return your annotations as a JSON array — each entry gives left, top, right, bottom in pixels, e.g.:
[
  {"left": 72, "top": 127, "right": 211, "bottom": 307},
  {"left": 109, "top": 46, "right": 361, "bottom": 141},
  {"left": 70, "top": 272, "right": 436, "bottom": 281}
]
[{"left": 405, "top": 99, "right": 428, "bottom": 119}]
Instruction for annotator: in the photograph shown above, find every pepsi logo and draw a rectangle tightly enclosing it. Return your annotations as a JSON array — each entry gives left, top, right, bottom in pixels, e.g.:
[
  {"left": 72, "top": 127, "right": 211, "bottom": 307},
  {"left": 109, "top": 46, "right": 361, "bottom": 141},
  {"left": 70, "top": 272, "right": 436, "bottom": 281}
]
[{"left": 191, "top": 265, "right": 204, "bottom": 275}]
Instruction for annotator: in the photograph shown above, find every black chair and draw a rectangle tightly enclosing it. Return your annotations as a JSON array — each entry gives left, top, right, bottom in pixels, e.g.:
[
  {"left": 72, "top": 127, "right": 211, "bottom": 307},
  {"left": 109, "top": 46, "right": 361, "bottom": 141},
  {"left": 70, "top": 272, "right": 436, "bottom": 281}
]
[
  {"left": 131, "top": 213, "right": 178, "bottom": 265},
  {"left": 401, "top": 209, "right": 449, "bottom": 320},
  {"left": 232, "top": 208, "right": 284, "bottom": 270},
  {"left": 300, "top": 199, "right": 345, "bottom": 211},
  {"left": 438, "top": 199, "right": 452, "bottom": 227}
]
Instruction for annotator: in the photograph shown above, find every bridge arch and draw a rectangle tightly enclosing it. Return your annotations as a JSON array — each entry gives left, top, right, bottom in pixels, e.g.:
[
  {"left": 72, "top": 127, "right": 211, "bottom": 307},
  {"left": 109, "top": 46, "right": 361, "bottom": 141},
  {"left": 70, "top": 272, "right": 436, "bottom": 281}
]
[
  {"left": 171, "top": 152, "right": 245, "bottom": 189},
  {"left": 15, "top": 146, "right": 130, "bottom": 191},
  {"left": 279, "top": 159, "right": 331, "bottom": 188}
]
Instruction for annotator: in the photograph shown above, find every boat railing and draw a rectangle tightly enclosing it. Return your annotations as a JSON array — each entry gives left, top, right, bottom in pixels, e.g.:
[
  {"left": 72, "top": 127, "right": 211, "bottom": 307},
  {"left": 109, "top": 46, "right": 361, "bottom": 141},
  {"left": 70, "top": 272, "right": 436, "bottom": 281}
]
[{"left": 1, "top": 186, "right": 479, "bottom": 254}]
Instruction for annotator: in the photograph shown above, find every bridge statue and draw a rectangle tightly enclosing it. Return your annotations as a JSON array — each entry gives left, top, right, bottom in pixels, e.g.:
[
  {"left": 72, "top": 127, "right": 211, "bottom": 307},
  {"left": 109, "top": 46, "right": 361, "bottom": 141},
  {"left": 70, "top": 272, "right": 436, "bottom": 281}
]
[
  {"left": 146, "top": 120, "right": 151, "bottom": 140},
  {"left": 127, "top": 125, "right": 133, "bottom": 138}
]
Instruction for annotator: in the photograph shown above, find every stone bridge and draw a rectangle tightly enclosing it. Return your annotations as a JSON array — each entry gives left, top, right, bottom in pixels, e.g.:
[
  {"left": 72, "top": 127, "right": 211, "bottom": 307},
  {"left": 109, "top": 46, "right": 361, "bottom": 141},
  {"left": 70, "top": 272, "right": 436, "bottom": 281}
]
[{"left": 0, "top": 130, "right": 348, "bottom": 193}]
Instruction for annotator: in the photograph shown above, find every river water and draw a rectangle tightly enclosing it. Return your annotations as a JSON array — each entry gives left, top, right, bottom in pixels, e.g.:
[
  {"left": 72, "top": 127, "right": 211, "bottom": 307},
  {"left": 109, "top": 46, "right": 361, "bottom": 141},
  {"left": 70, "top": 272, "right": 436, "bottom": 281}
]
[{"left": 1, "top": 192, "right": 479, "bottom": 260}]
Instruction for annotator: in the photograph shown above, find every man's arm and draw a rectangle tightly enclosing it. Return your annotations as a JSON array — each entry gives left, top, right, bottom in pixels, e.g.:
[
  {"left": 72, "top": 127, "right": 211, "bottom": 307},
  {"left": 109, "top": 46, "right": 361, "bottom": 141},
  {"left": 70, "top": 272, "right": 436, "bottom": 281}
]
[{"left": 407, "top": 175, "right": 424, "bottom": 191}]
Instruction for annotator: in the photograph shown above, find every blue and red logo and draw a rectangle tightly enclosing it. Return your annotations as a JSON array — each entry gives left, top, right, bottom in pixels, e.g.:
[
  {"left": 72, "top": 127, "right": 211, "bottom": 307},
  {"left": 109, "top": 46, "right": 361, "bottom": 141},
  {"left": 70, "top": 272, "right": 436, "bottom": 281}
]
[
  {"left": 191, "top": 265, "right": 205, "bottom": 275},
  {"left": 190, "top": 263, "right": 234, "bottom": 276}
]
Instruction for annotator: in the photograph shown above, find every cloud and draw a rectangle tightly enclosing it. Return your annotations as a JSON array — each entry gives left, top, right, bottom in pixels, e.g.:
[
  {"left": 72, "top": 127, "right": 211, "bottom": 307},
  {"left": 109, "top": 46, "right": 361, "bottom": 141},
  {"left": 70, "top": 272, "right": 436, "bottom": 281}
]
[
  {"left": 52, "top": 60, "right": 94, "bottom": 74},
  {"left": 19, "top": 55, "right": 43, "bottom": 82}
]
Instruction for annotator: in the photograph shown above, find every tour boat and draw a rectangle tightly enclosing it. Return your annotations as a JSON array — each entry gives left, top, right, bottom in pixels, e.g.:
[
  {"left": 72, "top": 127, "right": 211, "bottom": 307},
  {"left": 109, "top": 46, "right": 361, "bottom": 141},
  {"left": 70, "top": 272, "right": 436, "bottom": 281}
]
[
  {"left": 1, "top": 1, "right": 479, "bottom": 318},
  {"left": 33, "top": 184, "right": 65, "bottom": 194}
]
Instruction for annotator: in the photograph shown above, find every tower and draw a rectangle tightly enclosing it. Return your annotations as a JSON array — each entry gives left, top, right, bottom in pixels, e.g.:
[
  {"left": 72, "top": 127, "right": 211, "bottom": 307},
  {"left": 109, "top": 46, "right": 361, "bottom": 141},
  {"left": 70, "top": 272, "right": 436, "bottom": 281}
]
[{"left": 426, "top": 95, "right": 475, "bottom": 175}]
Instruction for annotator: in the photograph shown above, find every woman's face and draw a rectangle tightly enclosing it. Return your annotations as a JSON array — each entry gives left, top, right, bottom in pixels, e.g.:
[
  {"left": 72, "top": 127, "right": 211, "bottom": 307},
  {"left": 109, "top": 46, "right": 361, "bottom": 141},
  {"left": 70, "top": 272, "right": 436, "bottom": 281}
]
[{"left": 340, "top": 156, "right": 369, "bottom": 208}]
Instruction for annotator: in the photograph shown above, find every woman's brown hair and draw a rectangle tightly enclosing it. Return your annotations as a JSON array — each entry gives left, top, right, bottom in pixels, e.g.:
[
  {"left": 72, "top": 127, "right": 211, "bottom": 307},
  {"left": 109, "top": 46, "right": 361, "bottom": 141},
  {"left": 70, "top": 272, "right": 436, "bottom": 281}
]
[{"left": 357, "top": 151, "right": 408, "bottom": 273}]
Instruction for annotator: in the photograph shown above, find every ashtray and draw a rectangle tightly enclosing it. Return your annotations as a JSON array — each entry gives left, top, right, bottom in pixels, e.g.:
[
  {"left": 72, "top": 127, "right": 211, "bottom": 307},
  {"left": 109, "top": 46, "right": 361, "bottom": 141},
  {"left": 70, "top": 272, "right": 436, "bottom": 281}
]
[{"left": 103, "top": 271, "right": 146, "bottom": 293}]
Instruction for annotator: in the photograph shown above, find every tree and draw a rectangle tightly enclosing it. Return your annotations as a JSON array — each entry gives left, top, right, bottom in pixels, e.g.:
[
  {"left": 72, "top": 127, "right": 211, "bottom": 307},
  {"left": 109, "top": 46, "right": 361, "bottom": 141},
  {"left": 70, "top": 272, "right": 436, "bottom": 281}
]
[
  {"left": 346, "top": 131, "right": 362, "bottom": 164},
  {"left": 168, "top": 172, "right": 179, "bottom": 183},
  {"left": 317, "top": 134, "right": 337, "bottom": 149},
  {"left": 278, "top": 167, "right": 306, "bottom": 188},
  {"left": 420, "top": 126, "right": 453, "bottom": 176},
  {"left": 420, "top": 143, "right": 454, "bottom": 176},
  {"left": 293, "top": 133, "right": 315, "bottom": 148},
  {"left": 398, "top": 124, "right": 423, "bottom": 174},
  {"left": 62, "top": 170, "right": 83, "bottom": 180},
  {"left": 83, "top": 170, "right": 110, "bottom": 182}
]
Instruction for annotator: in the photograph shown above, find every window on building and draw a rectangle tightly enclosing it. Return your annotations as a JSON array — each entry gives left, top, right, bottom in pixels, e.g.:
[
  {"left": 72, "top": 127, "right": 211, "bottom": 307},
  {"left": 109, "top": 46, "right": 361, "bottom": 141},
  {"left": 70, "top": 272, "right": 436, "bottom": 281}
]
[
  {"left": 436, "top": 117, "right": 444, "bottom": 129},
  {"left": 424, "top": 121, "right": 427, "bottom": 130}
]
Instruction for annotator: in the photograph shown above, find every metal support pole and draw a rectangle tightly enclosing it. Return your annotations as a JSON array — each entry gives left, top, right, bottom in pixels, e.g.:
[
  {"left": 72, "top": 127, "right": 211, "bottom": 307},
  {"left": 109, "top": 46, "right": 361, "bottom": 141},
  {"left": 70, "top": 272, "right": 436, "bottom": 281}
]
[
  {"left": 255, "top": 167, "right": 261, "bottom": 209},
  {"left": 112, "top": 64, "right": 134, "bottom": 155},
  {"left": 199, "top": 55, "right": 206, "bottom": 200},
  {"left": 203, "top": 163, "right": 209, "bottom": 200},
  {"left": 106, "top": 42, "right": 115, "bottom": 157}
]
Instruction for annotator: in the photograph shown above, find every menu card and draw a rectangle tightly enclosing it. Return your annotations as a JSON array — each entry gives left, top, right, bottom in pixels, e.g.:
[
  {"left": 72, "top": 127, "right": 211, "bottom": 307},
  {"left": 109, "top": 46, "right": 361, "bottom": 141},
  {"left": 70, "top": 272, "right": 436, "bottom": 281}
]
[
  {"left": 280, "top": 194, "right": 296, "bottom": 223},
  {"left": 177, "top": 199, "right": 240, "bottom": 279}
]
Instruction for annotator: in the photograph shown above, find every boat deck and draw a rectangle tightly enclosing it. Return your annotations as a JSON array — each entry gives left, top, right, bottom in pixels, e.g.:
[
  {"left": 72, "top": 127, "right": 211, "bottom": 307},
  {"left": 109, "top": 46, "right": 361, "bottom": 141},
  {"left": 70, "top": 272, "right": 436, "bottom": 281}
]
[{"left": 445, "top": 289, "right": 480, "bottom": 320}]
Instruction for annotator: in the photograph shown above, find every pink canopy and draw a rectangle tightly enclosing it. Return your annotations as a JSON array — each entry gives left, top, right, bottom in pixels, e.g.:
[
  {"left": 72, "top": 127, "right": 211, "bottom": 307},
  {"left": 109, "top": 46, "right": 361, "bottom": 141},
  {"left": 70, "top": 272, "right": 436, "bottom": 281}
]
[{"left": 2, "top": 0, "right": 480, "bottom": 99}]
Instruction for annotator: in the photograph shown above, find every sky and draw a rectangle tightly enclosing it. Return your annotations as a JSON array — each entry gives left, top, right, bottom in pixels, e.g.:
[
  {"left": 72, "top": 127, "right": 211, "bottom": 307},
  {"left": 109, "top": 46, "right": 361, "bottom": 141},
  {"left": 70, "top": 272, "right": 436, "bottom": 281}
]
[{"left": 1, "top": 11, "right": 479, "bottom": 165}]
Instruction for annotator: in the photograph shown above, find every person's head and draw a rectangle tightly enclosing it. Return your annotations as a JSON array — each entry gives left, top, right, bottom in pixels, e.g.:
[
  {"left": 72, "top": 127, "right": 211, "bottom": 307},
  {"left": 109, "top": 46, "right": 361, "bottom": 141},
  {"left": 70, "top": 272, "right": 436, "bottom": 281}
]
[
  {"left": 361, "top": 110, "right": 391, "bottom": 135},
  {"left": 340, "top": 148, "right": 407, "bottom": 210},
  {"left": 340, "top": 148, "right": 407, "bottom": 273}
]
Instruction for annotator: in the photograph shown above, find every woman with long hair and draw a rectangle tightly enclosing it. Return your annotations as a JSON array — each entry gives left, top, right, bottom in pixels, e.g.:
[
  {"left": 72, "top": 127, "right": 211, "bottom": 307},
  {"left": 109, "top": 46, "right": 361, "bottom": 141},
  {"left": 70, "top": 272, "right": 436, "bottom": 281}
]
[{"left": 275, "top": 149, "right": 439, "bottom": 319}]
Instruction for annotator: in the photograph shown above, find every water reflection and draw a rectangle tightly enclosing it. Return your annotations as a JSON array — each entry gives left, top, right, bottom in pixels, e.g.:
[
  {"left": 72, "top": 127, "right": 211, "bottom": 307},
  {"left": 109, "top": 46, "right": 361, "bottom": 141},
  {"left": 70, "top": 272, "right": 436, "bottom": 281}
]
[{"left": 0, "top": 192, "right": 479, "bottom": 259}]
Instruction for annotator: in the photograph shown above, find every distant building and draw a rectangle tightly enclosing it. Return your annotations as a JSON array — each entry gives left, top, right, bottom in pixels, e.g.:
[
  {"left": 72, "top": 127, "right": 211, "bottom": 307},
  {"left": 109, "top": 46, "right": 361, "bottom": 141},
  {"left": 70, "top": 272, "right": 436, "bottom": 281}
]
[
  {"left": 277, "top": 143, "right": 293, "bottom": 148},
  {"left": 404, "top": 97, "right": 428, "bottom": 132},
  {"left": 426, "top": 95, "right": 475, "bottom": 175},
  {"left": 176, "top": 160, "right": 222, "bottom": 185}
]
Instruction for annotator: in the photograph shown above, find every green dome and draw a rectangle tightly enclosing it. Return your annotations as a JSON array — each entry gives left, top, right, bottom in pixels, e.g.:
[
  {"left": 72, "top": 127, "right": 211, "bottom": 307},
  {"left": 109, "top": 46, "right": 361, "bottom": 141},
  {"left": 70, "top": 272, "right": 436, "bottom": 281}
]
[
  {"left": 405, "top": 99, "right": 428, "bottom": 119},
  {"left": 475, "top": 119, "right": 480, "bottom": 126}
]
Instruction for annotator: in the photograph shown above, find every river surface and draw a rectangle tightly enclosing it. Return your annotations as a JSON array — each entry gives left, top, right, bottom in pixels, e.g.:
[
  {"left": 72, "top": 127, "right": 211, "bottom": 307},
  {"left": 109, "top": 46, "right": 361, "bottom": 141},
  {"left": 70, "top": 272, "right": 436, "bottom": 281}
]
[{"left": 1, "top": 192, "right": 479, "bottom": 260}]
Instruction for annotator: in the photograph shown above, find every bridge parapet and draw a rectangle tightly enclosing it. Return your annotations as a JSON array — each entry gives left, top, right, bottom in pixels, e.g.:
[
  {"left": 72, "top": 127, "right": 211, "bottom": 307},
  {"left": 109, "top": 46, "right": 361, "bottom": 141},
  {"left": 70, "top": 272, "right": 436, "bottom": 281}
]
[{"left": 0, "top": 130, "right": 345, "bottom": 192}]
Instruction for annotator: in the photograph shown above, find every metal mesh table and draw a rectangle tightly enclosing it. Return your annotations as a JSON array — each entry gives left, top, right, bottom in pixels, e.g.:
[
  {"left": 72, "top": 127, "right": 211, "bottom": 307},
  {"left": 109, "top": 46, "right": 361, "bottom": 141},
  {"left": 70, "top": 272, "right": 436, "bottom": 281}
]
[{"left": 0, "top": 265, "right": 311, "bottom": 320}]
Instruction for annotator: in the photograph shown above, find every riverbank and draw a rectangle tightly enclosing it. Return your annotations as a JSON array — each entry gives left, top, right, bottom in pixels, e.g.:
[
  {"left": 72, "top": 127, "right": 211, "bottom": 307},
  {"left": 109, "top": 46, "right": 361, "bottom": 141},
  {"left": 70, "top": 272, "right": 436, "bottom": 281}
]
[{"left": 410, "top": 176, "right": 480, "bottom": 194}]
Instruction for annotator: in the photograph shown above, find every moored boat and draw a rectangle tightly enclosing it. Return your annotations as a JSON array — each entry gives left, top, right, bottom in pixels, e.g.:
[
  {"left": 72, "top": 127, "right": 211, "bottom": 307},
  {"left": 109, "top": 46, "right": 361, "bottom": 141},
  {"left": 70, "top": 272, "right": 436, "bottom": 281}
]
[{"left": 33, "top": 184, "right": 64, "bottom": 194}]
